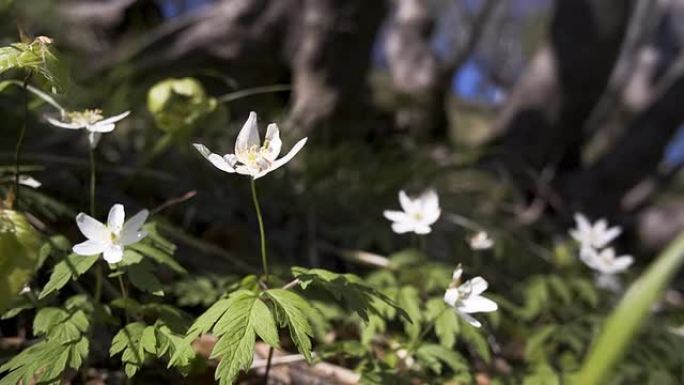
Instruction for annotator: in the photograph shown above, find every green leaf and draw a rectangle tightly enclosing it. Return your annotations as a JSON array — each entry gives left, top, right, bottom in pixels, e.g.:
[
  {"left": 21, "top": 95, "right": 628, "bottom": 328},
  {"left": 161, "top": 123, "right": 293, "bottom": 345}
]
[
  {"left": 266, "top": 289, "right": 314, "bottom": 361},
  {"left": 397, "top": 286, "right": 421, "bottom": 340},
  {"left": 416, "top": 343, "right": 470, "bottom": 378},
  {"left": 123, "top": 258, "right": 165, "bottom": 296},
  {"left": 291, "top": 267, "right": 405, "bottom": 322},
  {"left": 250, "top": 298, "right": 279, "bottom": 348},
  {"left": 426, "top": 298, "right": 459, "bottom": 348},
  {"left": 0, "top": 210, "right": 43, "bottom": 313},
  {"left": 39, "top": 253, "right": 99, "bottom": 299},
  {"left": 110, "top": 322, "right": 147, "bottom": 378},
  {"left": 129, "top": 239, "right": 186, "bottom": 275},
  {"left": 210, "top": 291, "right": 258, "bottom": 385},
  {"left": 0, "top": 297, "right": 91, "bottom": 385},
  {"left": 460, "top": 320, "right": 491, "bottom": 363},
  {"left": 575, "top": 232, "right": 684, "bottom": 385},
  {"left": 185, "top": 297, "right": 232, "bottom": 339}
]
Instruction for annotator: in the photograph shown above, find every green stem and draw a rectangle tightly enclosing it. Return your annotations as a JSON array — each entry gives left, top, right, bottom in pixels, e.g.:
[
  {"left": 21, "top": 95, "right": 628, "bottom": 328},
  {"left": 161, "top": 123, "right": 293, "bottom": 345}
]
[
  {"left": 89, "top": 147, "right": 96, "bottom": 216},
  {"left": 217, "top": 84, "right": 291, "bottom": 104},
  {"left": 117, "top": 275, "right": 129, "bottom": 324},
  {"left": 249, "top": 178, "right": 273, "bottom": 384},
  {"left": 13, "top": 71, "right": 32, "bottom": 207},
  {"left": 250, "top": 178, "right": 269, "bottom": 285}
]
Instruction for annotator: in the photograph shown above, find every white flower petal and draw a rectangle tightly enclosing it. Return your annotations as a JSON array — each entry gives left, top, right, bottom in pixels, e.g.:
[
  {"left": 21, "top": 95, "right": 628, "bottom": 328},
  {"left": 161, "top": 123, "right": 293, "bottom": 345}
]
[
  {"left": 443, "top": 288, "right": 459, "bottom": 307},
  {"left": 235, "top": 111, "right": 260, "bottom": 160},
  {"left": 262, "top": 137, "right": 307, "bottom": 177},
  {"left": 103, "top": 244, "right": 124, "bottom": 264},
  {"left": 596, "top": 226, "right": 622, "bottom": 248},
  {"left": 419, "top": 189, "right": 439, "bottom": 211},
  {"left": 73, "top": 240, "right": 108, "bottom": 256},
  {"left": 398, "top": 190, "right": 415, "bottom": 213},
  {"left": 76, "top": 213, "right": 109, "bottom": 242},
  {"left": 121, "top": 209, "right": 149, "bottom": 245},
  {"left": 121, "top": 229, "right": 148, "bottom": 246},
  {"left": 97, "top": 111, "right": 130, "bottom": 125},
  {"left": 466, "top": 277, "right": 489, "bottom": 295},
  {"left": 459, "top": 295, "right": 498, "bottom": 313},
  {"left": 18, "top": 175, "right": 41, "bottom": 188},
  {"left": 458, "top": 311, "right": 482, "bottom": 328},
  {"left": 262, "top": 123, "right": 282, "bottom": 161},
  {"left": 46, "top": 116, "right": 82, "bottom": 130},
  {"left": 193, "top": 143, "right": 235, "bottom": 173},
  {"left": 88, "top": 123, "right": 116, "bottom": 133},
  {"left": 383, "top": 210, "right": 408, "bottom": 222},
  {"left": 421, "top": 207, "right": 441, "bottom": 226},
  {"left": 107, "top": 204, "right": 125, "bottom": 231},
  {"left": 413, "top": 224, "right": 432, "bottom": 234},
  {"left": 391, "top": 221, "right": 414, "bottom": 234}
]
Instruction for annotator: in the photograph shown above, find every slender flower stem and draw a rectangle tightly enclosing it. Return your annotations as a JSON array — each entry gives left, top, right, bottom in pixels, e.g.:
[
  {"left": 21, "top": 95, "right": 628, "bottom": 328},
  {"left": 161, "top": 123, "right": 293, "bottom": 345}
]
[
  {"left": 249, "top": 178, "right": 273, "bottom": 384},
  {"left": 88, "top": 147, "right": 105, "bottom": 306},
  {"left": 89, "top": 147, "right": 96, "bottom": 216},
  {"left": 13, "top": 71, "right": 32, "bottom": 208},
  {"left": 250, "top": 178, "right": 269, "bottom": 285},
  {"left": 117, "top": 275, "right": 129, "bottom": 324}
]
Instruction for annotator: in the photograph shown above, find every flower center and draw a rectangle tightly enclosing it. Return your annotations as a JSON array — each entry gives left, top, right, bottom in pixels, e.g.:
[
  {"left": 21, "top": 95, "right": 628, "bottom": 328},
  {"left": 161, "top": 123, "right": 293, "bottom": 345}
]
[{"left": 68, "top": 109, "right": 104, "bottom": 125}]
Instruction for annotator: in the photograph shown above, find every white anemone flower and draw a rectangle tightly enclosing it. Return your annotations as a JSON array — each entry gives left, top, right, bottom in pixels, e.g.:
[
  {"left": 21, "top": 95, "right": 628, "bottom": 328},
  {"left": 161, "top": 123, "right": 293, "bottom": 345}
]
[
  {"left": 193, "top": 111, "right": 307, "bottom": 179},
  {"left": 46, "top": 109, "right": 130, "bottom": 149},
  {"left": 579, "top": 246, "right": 634, "bottom": 275},
  {"left": 383, "top": 189, "right": 441, "bottom": 235},
  {"left": 72, "top": 204, "right": 149, "bottom": 264},
  {"left": 468, "top": 231, "right": 493, "bottom": 250},
  {"left": 443, "top": 268, "right": 498, "bottom": 328},
  {"left": 569, "top": 213, "right": 621, "bottom": 250}
]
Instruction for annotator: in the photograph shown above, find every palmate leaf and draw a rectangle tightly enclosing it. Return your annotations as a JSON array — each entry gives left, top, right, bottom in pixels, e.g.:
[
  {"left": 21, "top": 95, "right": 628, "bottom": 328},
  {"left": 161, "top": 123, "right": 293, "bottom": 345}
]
[
  {"left": 415, "top": 343, "right": 470, "bottom": 378},
  {"left": 182, "top": 290, "right": 279, "bottom": 385},
  {"left": 265, "top": 289, "right": 314, "bottom": 361},
  {"left": 38, "top": 253, "right": 98, "bottom": 299},
  {"left": 291, "top": 267, "right": 407, "bottom": 322},
  {"left": 110, "top": 322, "right": 147, "bottom": 378},
  {"left": 426, "top": 298, "right": 460, "bottom": 349},
  {"left": 121, "top": 250, "right": 164, "bottom": 296},
  {"left": 0, "top": 297, "right": 91, "bottom": 385},
  {"left": 397, "top": 286, "right": 421, "bottom": 340}
]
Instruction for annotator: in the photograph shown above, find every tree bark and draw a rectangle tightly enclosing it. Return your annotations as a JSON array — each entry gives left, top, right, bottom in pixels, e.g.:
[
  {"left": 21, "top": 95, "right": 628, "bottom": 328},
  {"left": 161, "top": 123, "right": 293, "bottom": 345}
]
[
  {"left": 286, "top": 0, "right": 387, "bottom": 136},
  {"left": 491, "top": 0, "right": 633, "bottom": 190}
]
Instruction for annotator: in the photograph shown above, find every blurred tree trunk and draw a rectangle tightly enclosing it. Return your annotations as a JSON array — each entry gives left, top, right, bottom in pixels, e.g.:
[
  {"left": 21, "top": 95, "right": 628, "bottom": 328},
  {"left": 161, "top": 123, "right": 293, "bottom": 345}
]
[
  {"left": 493, "top": 0, "right": 633, "bottom": 178},
  {"left": 286, "top": 0, "right": 387, "bottom": 136},
  {"left": 385, "top": 0, "right": 497, "bottom": 139}
]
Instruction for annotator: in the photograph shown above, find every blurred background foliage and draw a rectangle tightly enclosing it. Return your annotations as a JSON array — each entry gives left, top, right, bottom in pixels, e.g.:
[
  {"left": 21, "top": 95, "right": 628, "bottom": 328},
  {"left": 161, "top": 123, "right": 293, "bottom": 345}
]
[{"left": 1, "top": 0, "right": 684, "bottom": 384}]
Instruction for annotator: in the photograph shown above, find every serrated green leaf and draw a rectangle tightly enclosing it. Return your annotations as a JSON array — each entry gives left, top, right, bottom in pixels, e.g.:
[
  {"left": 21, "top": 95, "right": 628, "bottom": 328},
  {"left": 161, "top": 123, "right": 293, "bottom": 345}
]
[
  {"left": 416, "top": 343, "right": 469, "bottom": 377},
  {"left": 426, "top": 298, "right": 459, "bottom": 348},
  {"left": 251, "top": 298, "right": 279, "bottom": 348},
  {"left": 210, "top": 291, "right": 258, "bottom": 385},
  {"left": 266, "top": 289, "right": 314, "bottom": 361},
  {"left": 110, "top": 322, "right": 147, "bottom": 378},
  {"left": 397, "top": 286, "right": 421, "bottom": 340},
  {"left": 124, "top": 259, "right": 164, "bottom": 296},
  {"left": 142, "top": 326, "right": 158, "bottom": 354},
  {"left": 39, "top": 253, "right": 99, "bottom": 299},
  {"left": 185, "top": 297, "right": 232, "bottom": 339},
  {"left": 292, "top": 267, "right": 407, "bottom": 323},
  {"left": 461, "top": 320, "right": 491, "bottom": 363}
]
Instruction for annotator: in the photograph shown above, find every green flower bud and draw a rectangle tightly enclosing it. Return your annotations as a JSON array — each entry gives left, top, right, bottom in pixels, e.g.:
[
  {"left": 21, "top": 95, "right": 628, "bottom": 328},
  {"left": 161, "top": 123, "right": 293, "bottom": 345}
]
[{"left": 147, "top": 77, "right": 217, "bottom": 137}]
